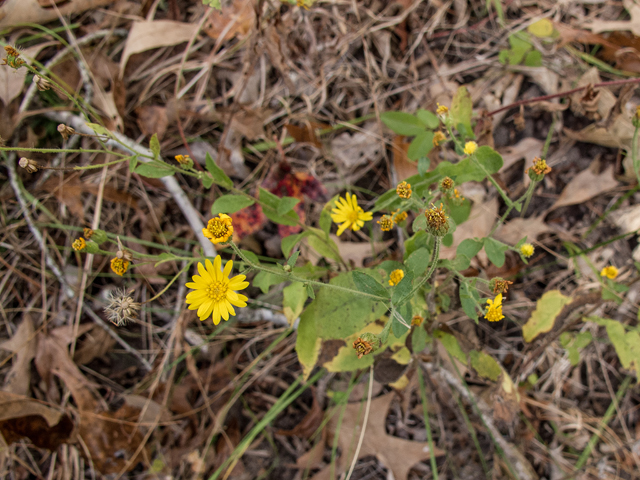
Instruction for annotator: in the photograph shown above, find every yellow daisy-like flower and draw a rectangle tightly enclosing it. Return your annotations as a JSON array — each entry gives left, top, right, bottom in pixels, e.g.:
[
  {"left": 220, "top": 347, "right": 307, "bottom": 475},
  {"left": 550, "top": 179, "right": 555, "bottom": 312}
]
[
  {"left": 436, "top": 103, "right": 448, "bottom": 116},
  {"left": 600, "top": 265, "right": 619, "bottom": 280},
  {"left": 330, "top": 193, "right": 373, "bottom": 236},
  {"left": 484, "top": 293, "right": 505, "bottom": 322},
  {"left": 72, "top": 238, "right": 86, "bottom": 251},
  {"left": 186, "top": 256, "right": 249, "bottom": 325},
  {"left": 520, "top": 243, "right": 534, "bottom": 258},
  {"left": 110, "top": 258, "right": 130, "bottom": 276},
  {"left": 396, "top": 181, "right": 412, "bottom": 199},
  {"left": 393, "top": 210, "right": 408, "bottom": 223},
  {"left": 389, "top": 269, "right": 405, "bottom": 286},
  {"left": 463, "top": 141, "right": 478, "bottom": 155},
  {"left": 203, "top": 214, "right": 234, "bottom": 244},
  {"left": 378, "top": 215, "right": 394, "bottom": 231}
]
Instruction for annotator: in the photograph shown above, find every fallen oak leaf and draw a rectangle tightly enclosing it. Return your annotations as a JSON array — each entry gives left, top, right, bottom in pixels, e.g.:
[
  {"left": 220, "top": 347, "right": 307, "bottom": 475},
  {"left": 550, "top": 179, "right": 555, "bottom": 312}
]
[{"left": 549, "top": 162, "right": 618, "bottom": 211}]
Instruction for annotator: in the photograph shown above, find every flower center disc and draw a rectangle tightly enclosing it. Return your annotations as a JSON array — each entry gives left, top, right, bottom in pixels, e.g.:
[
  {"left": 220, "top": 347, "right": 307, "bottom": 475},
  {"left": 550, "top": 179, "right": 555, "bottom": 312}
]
[
  {"left": 207, "top": 281, "right": 228, "bottom": 301},
  {"left": 210, "top": 221, "right": 229, "bottom": 238}
]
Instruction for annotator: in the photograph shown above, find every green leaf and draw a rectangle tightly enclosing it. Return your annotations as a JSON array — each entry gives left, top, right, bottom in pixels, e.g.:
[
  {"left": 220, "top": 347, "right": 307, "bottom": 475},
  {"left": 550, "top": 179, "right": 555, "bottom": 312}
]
[
  {"left": 149, "top": 133, "right": 160, "bottom": 159},
  {"left": 205, "top": 153, "right": 233, "bottom": 189},
  {"left": 373, "top": 188, "right": 403, "bottom": 212},
  {"left": 407, "top": 131, "right": 434, "bottom": 160},
  {"left": 352, "top": 271, "right": 389, "bottom": 298},
  {"left": 457, "top": 238, "right": 484, "bottom": 260},
  {"left": 380, "top": 111, "right": 426, "bottom": 136},
  {"left": 438, "top": 158, "right": 486, "bottom": 183},
  {"left": 306, "top": 283, "right": 315, "bottom": 299},
  {"left": 412, "top": 325, "right": 428, "bottom": 353},
  {"left": 434, "top": 330, "right": 467, "bottom": 363},
  {"left": 412, "top": 214, "right": 427, "bottom": 232},
  {"left": 575, "top": 331, "right": 593, "bottom": 349},
  {"left": 259, "top": 188, "right": 300, "bottom": 226},
  {"left": 201, "top": 173, "right": 214, "bottom": 189},
  {"left": 449, "top": 86, "right": 473, "bottom": 136},
  {"left": 475, "top": 146, "right": 503, "bottom": 174},
  {"left": 211, "top": 194, "right": 255, "bottom": 215},
  {"left": 301, "top": 271, "right": 387, "bottom": 340},
  {"left": 405, "top": 247, "right": 432, "bottom": 277},
  {"left": 524, "top": 49, "right": 542, "bottom": 67},
  {"left": 307, "top": 231, "right": 342, "bottom": 263},
  {"left": 281, "top": 232, "right": 308, "bottom": 257},
  {"left": 418, "top": 156, "right": 430, "bottom": 176},
  {"left": 129, "top": 155, "right": 138, "bottom": 172},
  {"left": 287, "top": 250, "right": 300, "bottom": 268},
  {"left": 295, "top": 308, "right": 322, "bottom": 380},
  {"left": 589, "top": 316, "right": 640, "bottom": 381},
  {"left": 239, "top": 249, "right": 260, "bottom": 266},
  {"left": 404, "top": 231, "right": 430, "bottom": 259},
  {"left": 283, "top": 282, "right": 308, "bottom": 326},
  {"left": 392, "top": 310, "right": 410, "bottom": 338},
  {"left": 320, "top": 196, "right": 338, "bottom": 233},
  {"left": 277, "top": 196, "right": 301, "bottom": 216},
  {"left": 484, "top": 237, "right": 509, "bottom": 268},
  {"left": 416, "top": 109, "right": 439, "bottom": 129},
  {"left": 391, "top": 271, "right": 414, "bottom": 306},
  {"left": 470, "top": 350, "right": 501, "bottom": 381},
  {"left": 460, "top": 281, "right": 479, "bottom": 320},
  {"left": 522, "top": 290, "right": 572, "bottom": 342},
  {"left": 202, "top": 0, "right": 222, "bottom": 8},
  {"left": 567, "top": 346, "right": 580, "bottom": 366},
  {"left": 253, "top": 270, "right": 284, "bottom": 294},
  {"left": 85, "top": 123, "right": 111, "bottom": 136},
  {"left": 451, "top": 254, "right": 470, "bottom": 271},
  {"left": 134, "top": 163, "right": 174, "bottom": 178}
]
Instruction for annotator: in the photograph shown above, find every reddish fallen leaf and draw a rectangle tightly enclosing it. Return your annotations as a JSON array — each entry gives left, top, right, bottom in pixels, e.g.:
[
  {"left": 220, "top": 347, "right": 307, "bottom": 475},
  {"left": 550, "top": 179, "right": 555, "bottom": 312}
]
[
  {"left": 276, "top": 393, "right": 323, "bottom": 438},
  {"left": 136, "top": 105, "right": 169, "bottom": 139}
]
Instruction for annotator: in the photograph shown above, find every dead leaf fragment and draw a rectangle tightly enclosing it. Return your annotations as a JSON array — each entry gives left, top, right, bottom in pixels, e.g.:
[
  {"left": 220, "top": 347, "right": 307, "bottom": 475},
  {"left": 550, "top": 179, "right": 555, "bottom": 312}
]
[
  {"left": 136, "top": 105, "right": 169, "bottom": 139},
  {"left": 0, "top": 315, "right": 36, "bottom": 395},
  {"left": 550, "top": 163, "right": 618, "bottom": 211},
  {"left": 0, "top": 0, "right": 115, "bottom": 29},
  {"left": 204, "top": 0, "right": 255, "bottom": 41}
]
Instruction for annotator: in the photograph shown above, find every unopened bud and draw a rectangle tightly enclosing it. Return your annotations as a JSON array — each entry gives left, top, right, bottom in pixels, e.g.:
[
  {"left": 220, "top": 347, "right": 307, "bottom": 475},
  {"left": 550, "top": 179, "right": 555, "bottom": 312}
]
[
  {"left": 90, "top": 229, "right": 108, "bottom": 244},
  {"left": 84, "top": 240, "right": 100, "bottom": 254}
]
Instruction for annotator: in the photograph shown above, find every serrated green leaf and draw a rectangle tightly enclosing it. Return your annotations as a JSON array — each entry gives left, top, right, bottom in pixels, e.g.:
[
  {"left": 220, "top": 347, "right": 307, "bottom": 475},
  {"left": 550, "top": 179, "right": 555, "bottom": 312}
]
[
  {"left": 475, "top": 146, "right": 503, "bottom": 173},
  {"left": 352, "top": 271, "right": 389, "bottom": 298},
  {"left": 306, "top": 283, "right": 315, "bottom": 299},
  {"left": 412, "top": 325, "right": 428, "bottom": 353},
  {"left": 408, "top": 131, "right": 434, "bottom": 160},
  {"left": 412, "top": 214, "right": 427, "bottom": 232},
  {"left": 205, "top": 152, "right": 233, "bottom": 189},
  {"left": 484, "top": 237, "right": 508, "bottom": 268},
  {"left": 240, "top": 249, "right": 260, "bottom": 266},
  {"left": 149, "top": 133, "right": 160, "bottom": 159},
  {"left": 523, "top": 290, "right": 572, "bottom": 342},
  {"left": 416, "top": 109, "right": 440, "bottom": 129},
  {"left": 295, "top": 308, "right": 322, "bottom": 380},
  {"left": 201, "top": 173, "right": 214, "bottom": 189},
  {"left": 287, "top": 250, "right": 300, "bottom": 267},
  {"left": 589, "top": 316, "right": 640, "bottom": 381},
  {"left": 211, "top": 194, "right": 255, "bottom": 215},
  {"left": 470, "top": 350, "right": 501, "bottom": 381},
  {"left": 380, "top": 111, "right": 426, "bottom": 136},
  {"left": 277, "top": 196, "right": 301, "bottom": 216},
  {"left": 134, "top": 163, "right": 174, "bottom": 178}
]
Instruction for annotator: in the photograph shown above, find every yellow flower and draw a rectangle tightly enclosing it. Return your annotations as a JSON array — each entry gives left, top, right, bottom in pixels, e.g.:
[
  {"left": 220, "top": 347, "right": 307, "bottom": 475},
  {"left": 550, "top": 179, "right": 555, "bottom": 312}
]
[
  {"left": 411, "top": 315, "right": 424, "bottom": 326},
  {"left": 186, "top": 256, "right": 249, "bottom": 325},
  {"left": 600, "top": 266, "right": 619, "bottom": 280},
  {"left": 389, "top": 269, "right": 405, "bottom": 286},
  {"left": 463, "top": 141, "right": 478, "bottom": 155},
  {"left": 433, "top": 131, "right": 447, "bottom": 146},
  {"left": 484, "top": 293, "right": 505, "bottom": 322},
  {"left": 331, "top": 193, "right": 373, "bottom": 236},
  {"left": 203, "top": 214, "right": 234, "bottom": 244},
  {"left": 436, "top": 103, "right": 448, "bottom": 115},
  {"left": 72, "top": 238, "right": 86, "bottom": 251},
  {"left": 520, "top": 243, "right": 534, "bottom": 258},
  {"left": 396, "top": 181, "right": 412, "bottom": 199},
  {"left": 110, "top": 258, "right": 130, "bottom": 276},
  {"left": 378, "top": 215, "right": 394, "bottom": 231},
  {"left": 393, "top": 210, "right": 407, "bottom": 223}
]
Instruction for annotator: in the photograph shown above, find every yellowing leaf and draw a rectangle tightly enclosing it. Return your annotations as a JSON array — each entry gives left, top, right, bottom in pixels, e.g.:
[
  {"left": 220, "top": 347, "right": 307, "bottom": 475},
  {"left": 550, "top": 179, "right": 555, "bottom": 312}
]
[
  {"left": 528, "top": 19, "right": 554, "bottom": 38},
  {"left": 470, "top": 350, "right": 501, "bottom": 381},
  {"left": 522, "top": 290, "right": 571, "bottom": 342},
  {"left": 589, "top": 316, "right": 640, "bottom": 382}
]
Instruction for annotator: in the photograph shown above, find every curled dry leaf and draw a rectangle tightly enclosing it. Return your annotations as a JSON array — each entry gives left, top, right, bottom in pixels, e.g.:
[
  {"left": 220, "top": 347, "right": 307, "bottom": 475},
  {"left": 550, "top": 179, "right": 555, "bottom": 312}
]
[
  {"left": 0, "top": 314, "right": 36, "bottom": 395},
  {"left": 550, "top": 163, "right": 618, "bottom": 211},
  {"left": 0, "top": 0, "right": 114, "bottom": 29}
]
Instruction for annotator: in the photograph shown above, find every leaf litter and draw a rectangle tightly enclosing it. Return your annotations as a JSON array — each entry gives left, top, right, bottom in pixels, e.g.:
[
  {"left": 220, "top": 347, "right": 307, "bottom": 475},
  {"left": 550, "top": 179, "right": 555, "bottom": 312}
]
[{"left": 3, "top": 0, "right": 640, "bottom": 479}]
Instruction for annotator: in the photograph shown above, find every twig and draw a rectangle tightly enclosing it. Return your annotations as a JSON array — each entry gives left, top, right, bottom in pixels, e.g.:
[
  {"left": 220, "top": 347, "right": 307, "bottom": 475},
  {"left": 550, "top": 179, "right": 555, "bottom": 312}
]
[
  {"left": 344, "top": 364, "right": 374, "bottom": 480},
  {"left": 42, "top": 111, "right": 217, "bottom": 258}
]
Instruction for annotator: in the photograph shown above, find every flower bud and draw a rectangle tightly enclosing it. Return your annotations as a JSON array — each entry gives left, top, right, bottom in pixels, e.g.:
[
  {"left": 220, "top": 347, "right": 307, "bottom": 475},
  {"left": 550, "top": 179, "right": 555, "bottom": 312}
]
[
  {"left": 526, "top": 157, "right": 551, "bottom": 182},
  {"left": 84, "top": 240, "right": 100, "bottom": 254},
  {"left": 90, "top": 229, "right": 108, "bottom": 244}
]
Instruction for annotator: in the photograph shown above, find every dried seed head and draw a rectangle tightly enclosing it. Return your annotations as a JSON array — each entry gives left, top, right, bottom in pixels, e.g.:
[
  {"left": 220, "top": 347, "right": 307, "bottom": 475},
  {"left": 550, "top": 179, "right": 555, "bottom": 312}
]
[
  {"left": 33, "top": 75, "right": 51, "bottom": 91},
  {"left": 490, "top": 277, "right": 513, "bottom": 294},
  {"left": 104, "top": 288, "right": 140, "bottom": 326},
  {"left": 19, "top": 157, "right": 40, "bottom": 173},
  {"left": 57, "top": 124, "right": 75, "bottom": 140},
  {"left": 352, "top": 337, "right": 374, "bottom": 359}
]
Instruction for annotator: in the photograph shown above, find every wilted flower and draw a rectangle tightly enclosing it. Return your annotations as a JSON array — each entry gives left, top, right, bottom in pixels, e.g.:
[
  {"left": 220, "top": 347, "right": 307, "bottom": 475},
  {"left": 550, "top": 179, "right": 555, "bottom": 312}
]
[
  {"left": 353, "top": 337, "right": 374, "bottom": 359},
  {"left": 57, "top": 124, "right": 75, "bottom": 140},
  {"left": 19, "top": 157, "right": 40, "bottom": 173},
  {"left": 490, "top": 277, "right": 513, "bottom": 294},
  {"left": 433, "top": 131, "right": 447, "bottom": 146},
  {"left": 33, "top": 75, "right": 51, "bottom": 91}
]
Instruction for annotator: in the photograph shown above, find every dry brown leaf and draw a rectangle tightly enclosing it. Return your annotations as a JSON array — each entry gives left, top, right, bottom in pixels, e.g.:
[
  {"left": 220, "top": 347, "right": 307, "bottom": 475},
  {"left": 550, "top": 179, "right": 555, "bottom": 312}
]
[
  {"left": 315, "top": 393, "right": 445, "bottom": 480},
  {"left": 276, "top": 393, "right": 323, "bottom": 438},
  {"left": 494, "top": 216, "right": 552, "bottom": 246},
  {"left": 0, "top": 391, "right": 74, "bottom": 450},
  {"left": 611, "top": 204, "right": 640, "bottom": 233},
  {"left": 0, "top": 0, "right": 114, "bottom": 29},
  {"left": 73, "top": 325, "right": 116, "bottom": 366},
  {"left": 204, "top": 0, "right": 255, "bottom": 41},
  {"left": 564, "top": 111, "right": 635, "bottom": 152},
  {"left": 440, "top": 198, "right": 498, "bottom": 261},
  {"left": 302, "top": 235, "right": 394, "bottom": 268},
  {"left": 285, "top": 122, "right": 322, "bottom": 147},
  {"left": 331, "top": 126, "right": 383, "bottom": 170},
  {"left": 499, "top": 137, "right": 544, "bottom": 172},
  {"left": 0, "top": 44, "right": 47, "bottom": 106},
  {"left": 119, "top": 20, "right": 199, "bottom": 77},
  {"left": 0, "top": 315, "right": 36, "bottom": 395},
  {"left": 392, "top": 135, "right": 418, "bottom": 181},
  {"left": 568, "top": 68, "right": 616, "bottom": 121},
  {"left": 135, "top": 105, "right": 169, "bottom": 139},
  {"left": 550, "top": 162, "right": 618, "bottom": 211},
  {"left": 585, "top": 0, "right": 640, "bottom": 37}
]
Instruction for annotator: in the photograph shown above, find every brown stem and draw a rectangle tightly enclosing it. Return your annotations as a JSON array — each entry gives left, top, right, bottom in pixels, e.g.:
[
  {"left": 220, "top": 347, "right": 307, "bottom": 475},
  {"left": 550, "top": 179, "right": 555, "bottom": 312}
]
[{"left": 487, "top": 77, "right": 640, "bottom": 117}]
